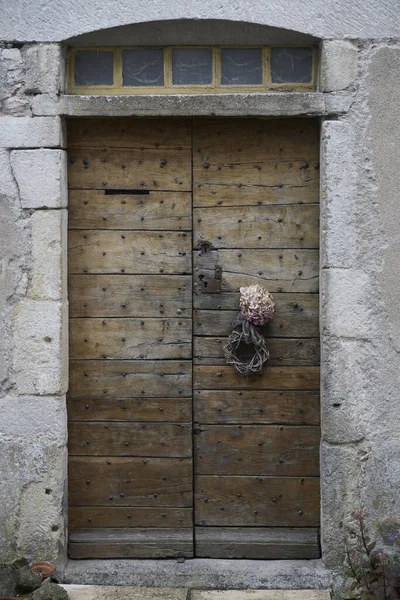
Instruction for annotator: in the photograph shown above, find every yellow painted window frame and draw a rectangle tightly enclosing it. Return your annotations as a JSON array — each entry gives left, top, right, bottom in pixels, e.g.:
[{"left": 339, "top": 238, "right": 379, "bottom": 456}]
[{"left": 67, "top": 46, "right": 318, "bottom": 95}]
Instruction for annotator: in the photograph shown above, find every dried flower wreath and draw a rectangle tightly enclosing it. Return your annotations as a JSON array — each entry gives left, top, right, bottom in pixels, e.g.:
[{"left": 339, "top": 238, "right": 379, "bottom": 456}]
[{"left": 223, "top": 285, "right": 274, "bottom": 376}]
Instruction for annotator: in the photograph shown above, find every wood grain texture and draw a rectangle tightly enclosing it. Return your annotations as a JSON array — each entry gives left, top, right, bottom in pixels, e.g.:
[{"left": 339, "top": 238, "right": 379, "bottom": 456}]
[
  {"left": 69, "top": 189, "right": 192, "bottom": 230},
  {"left": 193, "top": 205, "right": 319, "bottom": 250},
  {"left": 194, "top": 180, "right": 319, "bottom": 207},
  {"left": 195, "top": 527, "right": 320, "bottom": 559},
  {"left": 69, "top": 456, "right": 192, "bottom": 507},
  {"left": 193, "top": 118, "right": 320, "bottom": 163},
  {"left": 193, "top": 390, "right": 320, "bottom": 425},
  {"left": 69, "top": 274, "right": 191, "bottom": 318},
  {"left": 193, "top": 249, "right": 319, "bottom": 294},
  {"left": 68, "top": 230, "right": 191, "bottom": 275},
  {"left": 194, "top": 425, "right": 319, "bottom": 476},
  {"left": 69, "top": 360, "right": 192, "bottom": 398},
  {"left": 69, "top": 506, "right": 192, "bottom": 529},
  {"left": 68, "top": 118, "right": 192, "bottom": 149},
  {"left": 68, "top": 397, "right": 192, "bottom": 423},
  {"left": 69, "top": 422, "right": 192, "bottom": 457},
  {"left": 195, "top": 476, "right": 320, "bottom": 527},
  {"left": 194, "top": 297, "right": 319, "bottom": 338},
  {"left": 68, "top": 147, "right": 191, "bottom": 191},
  {"left": 193, "top": 366, "right": 320, "bottom": 390},
  {"left": 69, "top": 528, "right": 193, "bottom": 559},
  {"left": 69, "top": 318, "right": 191, "bottom": 360},
  {"left": 193, "top": 337, "right": 320, "bottom": 366}
]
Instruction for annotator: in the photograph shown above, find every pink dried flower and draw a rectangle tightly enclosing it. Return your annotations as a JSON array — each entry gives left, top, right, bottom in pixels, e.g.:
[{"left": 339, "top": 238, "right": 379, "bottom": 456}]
[{"left": 239, "top": 285, "right": 275, "bottom": 326}]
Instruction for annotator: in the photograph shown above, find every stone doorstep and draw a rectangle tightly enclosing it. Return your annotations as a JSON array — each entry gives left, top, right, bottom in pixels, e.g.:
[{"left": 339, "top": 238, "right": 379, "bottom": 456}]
[{"left": 60, "top": 586, "right": 331, "bottom": 600}]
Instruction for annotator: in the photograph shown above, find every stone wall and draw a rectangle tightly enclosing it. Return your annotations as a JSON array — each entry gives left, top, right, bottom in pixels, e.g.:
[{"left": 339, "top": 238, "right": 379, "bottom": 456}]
[
  {"left": 0, "top": 5, "right": 400, "bottom": 588},
  {"left": 0, "top": 43, "right": 68, "bottom": 564}
]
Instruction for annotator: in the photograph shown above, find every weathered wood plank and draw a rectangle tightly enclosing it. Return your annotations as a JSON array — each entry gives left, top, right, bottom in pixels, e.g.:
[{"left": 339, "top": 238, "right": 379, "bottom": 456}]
[
  {"left": 69, "top": 528, "right": 194, "bottom": 559},
  {"left": 193, "top": 249, "right": 319, "bottom": 294},
  {"left": 69, "top": 507, "right": 193, "bottom": 529},
  {"left": 69, "top": 360, "right": 192, "bottom": 398},
  {"left": 194, "top": 425, "right": 320, "bottom": 476},
  {"left": 69, "top": 318, "right": 191, "bottom": 360},
  {"left": 68, "top": 397, "right": 192, "bottom": 423},
  {"left": 69, "top": 190, "right": 192, "bottom": 231},
  {"left": 68, "top": 230, "right": 191, "bottom": 275},
  {"left": 195, "top": 476, "right": 320, "bottom": 527},
  {"left": 69, "top": 422, "right": 192, "bottom": 457},
  {"left": 194, "top": 297, "right": 319, "bottom": 338},
  {"left": 68, "top": 148, "right": 192, "bottom": 191},
  {"left": 193, "top": 390, "right": 320, "bottom": 425},
  {"left": 68, "top": 118, "right": 192, "bottom": 149},
  {"left": 193, "top": 337, "right": 320, "bottom": 366},
  {"left": 69, "top": 456, "right": 192, "bottom": 507},
  {"left": 193, "top": 205, "right": 319, "bottom": 249},
  {"left": 69, "top": 274, "right": 191, "bottom": 318},
  {"left": 194, "top": 181, "right": 319, "bottom": 207},
  {"left": 193, "top": 366, "right": 320, "bottom": 390},
  {"left": 195, "top": 527, "right": 320, "bottom": 559},
  {"left": 193, "top": 118, "right": 320, "bottom": 163}
]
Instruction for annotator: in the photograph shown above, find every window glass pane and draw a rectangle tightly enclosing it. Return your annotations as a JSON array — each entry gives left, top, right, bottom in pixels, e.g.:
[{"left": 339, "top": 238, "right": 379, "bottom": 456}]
[
  {"left": 123, "top": 48, "right": 164, "bottom": 86},
  {"left": 74, "top": 50, "right": 114, "bottom": 86},
  {"left": 172, "top": 48, "right": 213, "bottom": 85},
  {"left": 271, "top": 47, "right": 313, "bottom": 83},
  {"left": 221, "top": 48, "right": 263, "bottom": 85}
]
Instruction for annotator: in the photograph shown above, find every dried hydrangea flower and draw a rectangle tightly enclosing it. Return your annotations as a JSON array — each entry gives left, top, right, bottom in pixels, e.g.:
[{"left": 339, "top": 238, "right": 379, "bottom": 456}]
[{"left": 239, "top": 284, "right": 275, "bottom": 326}]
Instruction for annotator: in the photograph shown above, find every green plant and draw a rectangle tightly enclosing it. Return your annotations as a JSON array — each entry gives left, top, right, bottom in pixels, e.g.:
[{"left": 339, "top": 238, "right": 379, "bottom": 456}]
[{"left": 344, "top": 510, "right": 400, "bottom": 600}]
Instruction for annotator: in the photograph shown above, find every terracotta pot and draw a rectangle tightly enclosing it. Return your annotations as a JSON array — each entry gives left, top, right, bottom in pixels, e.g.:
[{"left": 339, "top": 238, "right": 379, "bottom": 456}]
[{"left": 31, "top": 561, "right": 55, "bottom": 580}]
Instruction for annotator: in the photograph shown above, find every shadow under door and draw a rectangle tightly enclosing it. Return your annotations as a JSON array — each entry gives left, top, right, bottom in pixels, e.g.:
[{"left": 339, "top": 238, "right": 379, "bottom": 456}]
[{"left": 67, "top": 117, "right": 320, "bottom": 559}]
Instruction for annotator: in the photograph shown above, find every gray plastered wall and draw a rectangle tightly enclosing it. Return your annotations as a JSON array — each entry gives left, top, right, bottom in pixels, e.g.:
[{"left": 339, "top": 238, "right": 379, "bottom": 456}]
[{"left": 0, "top": 2, "right": 399, "bottom": 590}]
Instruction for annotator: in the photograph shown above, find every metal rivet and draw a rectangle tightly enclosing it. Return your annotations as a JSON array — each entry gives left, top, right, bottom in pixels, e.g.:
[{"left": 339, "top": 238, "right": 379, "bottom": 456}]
[
  {"left": 86, "top": 479, "right": 91, "bottom": 484},
  {"left": 127, "top": 513, "right": 132, "bottom": 519},
  {"left": 84, "top": 337, "right": 88, "bottom": 342},
  {"left": 85, "top": 404, "right": 89, "bottom": 409},
  {"left": 122, "top": 337, "right": 125, "bottom": 342}
]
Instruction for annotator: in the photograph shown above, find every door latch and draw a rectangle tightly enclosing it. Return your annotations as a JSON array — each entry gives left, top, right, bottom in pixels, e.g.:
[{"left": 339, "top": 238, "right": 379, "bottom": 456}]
[{"left": 201, "top": 265, "right": 222, "bottom": 294}]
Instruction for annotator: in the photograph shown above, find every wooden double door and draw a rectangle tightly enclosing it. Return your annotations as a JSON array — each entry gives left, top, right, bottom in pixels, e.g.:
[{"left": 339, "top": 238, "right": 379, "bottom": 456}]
[{"left": 67, "top": 117, "right": 320, "bottom": 559}]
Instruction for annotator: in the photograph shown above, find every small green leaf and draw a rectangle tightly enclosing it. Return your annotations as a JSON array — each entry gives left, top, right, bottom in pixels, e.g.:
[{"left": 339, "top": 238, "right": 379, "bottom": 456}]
[{"left": 367, "top": 542, "right": 376, "bottom": 551}]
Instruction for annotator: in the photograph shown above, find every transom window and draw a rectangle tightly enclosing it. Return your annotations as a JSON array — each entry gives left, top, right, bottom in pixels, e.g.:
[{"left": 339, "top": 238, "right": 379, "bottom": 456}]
[{"left": 67, "top": 46, "right": 317, "bottom": 94}]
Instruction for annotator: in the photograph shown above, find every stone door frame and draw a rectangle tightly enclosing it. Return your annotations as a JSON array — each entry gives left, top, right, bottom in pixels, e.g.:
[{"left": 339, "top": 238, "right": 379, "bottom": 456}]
[{"left": 2, "top": 38, "right": 362, "bottom": 587}]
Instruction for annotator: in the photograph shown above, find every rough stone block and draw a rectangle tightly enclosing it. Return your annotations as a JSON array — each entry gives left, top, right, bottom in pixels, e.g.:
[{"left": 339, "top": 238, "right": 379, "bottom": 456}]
[
  {"left": 320, "top": 120, "right": 357, "bottom": 268},
  {"left": 322, "top": 268, "right": 378, "bottom": 339},
  {"left": 10, "top": 149, "right": 67, "bottom": 208},
  {"left": 192, "top": 592, "right": 331, "bottom": 600},
  {"left": 0, "top": 47, "right": 25, "bottom": 103},
  {"left": 61, "top": 586, "right": 188, "bottom": 600},
  {"left": 0, "top": 395, "right": 67, "bottom": 562},
  {"left": 321, "top": 40, "right": 358, "bottom": 92},
  {"left": 0, "top": 116, "right": 63, "bottom": 148},
  {"left": 25, "top": 44, "right": 64, "bottom": 94},
  {"left": 30, "top": 209, "right": 67, "bottom": 301},
  {"left": 13, "top": 299, "right": 68, "bottom": 395}
]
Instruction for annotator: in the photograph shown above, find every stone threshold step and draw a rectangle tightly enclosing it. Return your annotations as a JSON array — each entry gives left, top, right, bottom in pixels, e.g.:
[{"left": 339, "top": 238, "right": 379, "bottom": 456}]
[{"left": 61, "top": 585, "right": 331, "bottom": 600}]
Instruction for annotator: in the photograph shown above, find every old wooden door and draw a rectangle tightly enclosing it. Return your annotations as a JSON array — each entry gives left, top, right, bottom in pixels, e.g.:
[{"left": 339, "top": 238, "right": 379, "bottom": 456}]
[{"left": 67, "top": 117, "right": 320, "bottom": 559}]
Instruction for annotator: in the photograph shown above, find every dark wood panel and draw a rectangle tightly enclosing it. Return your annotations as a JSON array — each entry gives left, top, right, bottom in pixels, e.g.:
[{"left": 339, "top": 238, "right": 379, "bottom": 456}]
[
  {"left": 68, "top": 397, "right": 191, "bottom": 422},
  {"left": 69, "top": 456, "right": 192, "bottom": 507},
  {"left": 68, "top": 118, "right": 192, "bottom": 149},
  {"left": 193, "top": 249, "right": 319, "bottom": 294},
  {"left": 194, "top": 301, "right": 319, "bottom": 338},
  {"left": 193, "top": 337, "right": 320, "bottom": 366},
  {"left": 195, "top": 425, "right": 319, "bottom": 476},
  {"left": 193, "top": 205, "right": 319, "bottom": 250},
  {"left": 195, "top": 476, "right": 320, "bottom": 526},
  {"left": 195, "top": 527, "right": 320, "bottom": 559},
  {"left": 69, "top": 190, "right": 192, "bottom": 231},
  {"left": 193, "top": 390, "right": 320, "bottom": 425},
  {"left": 69, "top": 360, "right": 192, "bottom": 398},
  {"left": 193, "top": 366, "right": 320, "bottom": 390},
  {"left": 69, "top": 318, "right": 191, "bottom": 360},
  {"left": 69, "top": 528, "right": 193, "bottom": 559},
  {"left": 68, "top": 230, "right": 191, "bottom": 275},
  {"left": 68, "top": 148, "right": 192, "bottom": 191},
  {"left": 193, "top": 118, "right": 320, "bottom": 163},
  {"left": 69, "top": 422, "right": 192, "bottom": 457},
  {"left": 69, "top": 507, "right": 192, "bottom": 528},
  {"left": 194, "top": 181, "right": 319, "bottom": 207},
  {"left": 69, "top": 274, "right": 191, "bottom": 318}
]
